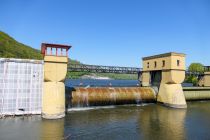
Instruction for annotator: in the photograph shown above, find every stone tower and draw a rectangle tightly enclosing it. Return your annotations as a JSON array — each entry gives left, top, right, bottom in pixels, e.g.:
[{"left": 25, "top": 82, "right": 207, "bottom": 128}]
[
  {"left": 141, "top": 52, "right": 187, "bottom": 108},
  {"left": 41, "top": 43, "right": 71, "bottom": 119}
]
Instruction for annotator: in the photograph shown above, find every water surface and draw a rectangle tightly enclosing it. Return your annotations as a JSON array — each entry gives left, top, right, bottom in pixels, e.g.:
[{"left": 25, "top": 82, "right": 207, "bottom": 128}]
[{"left": 1, "top": 101, "right": 210, "bottom": 140}]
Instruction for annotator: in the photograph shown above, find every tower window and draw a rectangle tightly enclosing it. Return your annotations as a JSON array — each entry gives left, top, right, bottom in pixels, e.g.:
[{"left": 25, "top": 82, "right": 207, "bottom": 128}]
[
  {"left": 154, "top": 61, "right": 157, "bottom": 68},
  {"left": 177, "top": 60, "right": 180, "bottom": 66},
  {"left": 147, "top": 62, "right": 149, "bottom": 68},
  {"left": 162, "top": 60, "right": 165, "bottom": 67}
]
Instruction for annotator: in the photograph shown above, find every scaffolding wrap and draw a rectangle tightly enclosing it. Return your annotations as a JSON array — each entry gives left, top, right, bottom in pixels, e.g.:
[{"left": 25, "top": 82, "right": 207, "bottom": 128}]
[{"left": 0, "top": 58, "right": 43, "bottom": 115}]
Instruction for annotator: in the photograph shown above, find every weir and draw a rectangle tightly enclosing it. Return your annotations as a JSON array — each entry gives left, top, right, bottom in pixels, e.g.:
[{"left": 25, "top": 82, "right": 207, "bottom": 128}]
[
  {"left": 66, "top": 87, "right": 156, "bottom": 107},
  {"left": 65, "top": 87, "right": 210, "bottom": 108},
  {"left": 2, "top": 44, "right": 210, "bottom": 118}
]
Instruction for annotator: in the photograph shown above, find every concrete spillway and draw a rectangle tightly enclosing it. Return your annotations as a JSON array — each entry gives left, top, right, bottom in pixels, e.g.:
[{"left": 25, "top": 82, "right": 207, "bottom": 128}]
[
  {"left": 66, "top": 87, "right": 210, "bottom": 108},
  {"left": 183, "top": 87, "right": 210, "bottom": 101},
  {"left": 67, "top": 87, "right": 156, "bottom": 107}
]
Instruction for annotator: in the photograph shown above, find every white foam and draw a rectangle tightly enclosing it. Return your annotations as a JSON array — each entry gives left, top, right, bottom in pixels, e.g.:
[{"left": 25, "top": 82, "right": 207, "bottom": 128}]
[
  {"left": 67, "top": 106, "right": 116, "bottom": 112},
  {"left": 136, "top": 103, "right": 154, "bottom": 106}
]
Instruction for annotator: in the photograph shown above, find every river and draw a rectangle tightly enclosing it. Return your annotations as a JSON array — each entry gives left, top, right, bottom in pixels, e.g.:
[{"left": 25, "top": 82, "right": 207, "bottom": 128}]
[
  {"left": 65, "top": 79, "right": 193, "bottom": 87},
  {"left": 0, "top": 80, "right": 208, "bottom": 140},
  {"left": 0, "top": 101, "right": 210, "bottom": 140}
]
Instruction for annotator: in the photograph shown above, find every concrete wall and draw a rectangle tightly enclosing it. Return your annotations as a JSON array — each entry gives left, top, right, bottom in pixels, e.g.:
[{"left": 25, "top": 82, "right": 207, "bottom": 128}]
[
  {"left": 44, "top": 56, "right": 68, "bottom": 82},
  {"left": 42, "top": 55, "right": 68, "bottom": 119},
  {"left": 204, "top": 72, "right": 210, "bottom": 87},
  {"left": 183, "top": 87, "right": 210, "bottom": 100}
]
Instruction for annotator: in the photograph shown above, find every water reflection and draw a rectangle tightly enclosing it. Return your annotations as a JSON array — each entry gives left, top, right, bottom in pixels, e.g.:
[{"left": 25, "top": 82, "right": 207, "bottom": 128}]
[
  {"left": 1, "top": 102, "right": 210, "bottom": 140},
  {"left": 41, "top": 119, "right": 64, "bottom": 140},
  {"left": 137, "top": 105, "right": 187, "bottom": 140},
  {"left": 65, "top": 104, "right": 187, "bottom": 140}
]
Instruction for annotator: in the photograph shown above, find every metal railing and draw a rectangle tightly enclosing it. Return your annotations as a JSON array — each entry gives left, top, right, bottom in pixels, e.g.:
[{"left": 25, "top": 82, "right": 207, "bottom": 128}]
[
  {"left": 68, "top": 64, "right": 142, "bottom": 74},
  {"left": 68, "top": 64, "right": 210, "bottom": 76}
]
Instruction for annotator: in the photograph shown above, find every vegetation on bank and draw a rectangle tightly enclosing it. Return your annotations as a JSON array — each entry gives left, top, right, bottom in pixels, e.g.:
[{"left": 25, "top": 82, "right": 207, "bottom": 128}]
[
  {"left": 95, "top": 73, "right": 138, "bottom": 80},
  {"left": 66, "top": 71, "right": 138, "bottom": 80},
  {"left": 0, "top": 30, "right": 137, "bottom": 80},
  {"left": 185, "top": 63, "right": 204, "bottom": 85},
  {"left": 0, "top": 31, "right": 43, "bottom": 59}
]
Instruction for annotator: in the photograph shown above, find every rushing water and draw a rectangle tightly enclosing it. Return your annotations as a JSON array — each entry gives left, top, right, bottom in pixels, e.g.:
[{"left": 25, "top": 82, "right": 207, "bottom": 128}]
[{"left": 1, "top": 101, "right": 210, "bottom": 140}]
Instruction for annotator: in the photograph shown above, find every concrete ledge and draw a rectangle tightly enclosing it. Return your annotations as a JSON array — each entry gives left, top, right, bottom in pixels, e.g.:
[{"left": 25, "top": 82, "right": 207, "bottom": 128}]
[
  {"left": 157, "top": 102, "right": 187, "bottom": 109},
  {"left": 183, "top": 87, "right": 210, "bottom": 90},
  {"left": 42, "top": 112, "right": 65, "bottom": 120},
  {"left": 183, "top": 87, "right": 210, "bottom": 101}
]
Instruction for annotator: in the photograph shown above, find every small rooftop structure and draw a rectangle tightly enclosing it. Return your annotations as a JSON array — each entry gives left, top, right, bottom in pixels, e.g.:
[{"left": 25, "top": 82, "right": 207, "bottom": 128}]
[
  {"left": 142, "top": 52, "right": 186, "bottom": 71},
  {"left": 41, "top": 43, "right": 72, "bottom": 57}
]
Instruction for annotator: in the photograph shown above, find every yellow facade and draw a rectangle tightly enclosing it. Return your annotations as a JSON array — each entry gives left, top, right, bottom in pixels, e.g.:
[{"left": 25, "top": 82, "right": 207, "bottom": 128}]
[
  {"left": 198, "top": 72, "right": 210, "bottom": 87},
  {"left": 42, "top": 82, "right": 65, "bottom": 119},
  {"left": 161, "top": 70, "right": 185, "bottom": 84},
  {"left": 142, "top": 52, "right": 187, "bottom": 108},
  {"left": 141, "top": 72, "right": 150, "bottom": 86},
  {"left": 41, "top": 118, "right": 64, "bottom": 140},
  {"left": 142, "top": 52, "right": 185, "bottom": 71},
  {"left": 41, "top": 44, "right": 70, "bottom": 119},
  {"left": 44, "top": 56, "right": 68, "bottom": 82},
  {"left": 204, "top": 72, "right": 210, "bottom": 87}
]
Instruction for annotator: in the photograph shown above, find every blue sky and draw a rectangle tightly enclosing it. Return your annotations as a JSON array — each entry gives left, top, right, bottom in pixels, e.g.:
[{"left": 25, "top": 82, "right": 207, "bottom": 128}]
[{"left": 0, "top": 0, "right": 210, "bottom": 67}]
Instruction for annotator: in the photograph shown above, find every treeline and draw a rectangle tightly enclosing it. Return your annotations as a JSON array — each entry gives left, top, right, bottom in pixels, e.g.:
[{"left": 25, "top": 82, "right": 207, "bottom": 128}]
[{"left": 0, "top": 31, "right": 81, "bottom": 64}]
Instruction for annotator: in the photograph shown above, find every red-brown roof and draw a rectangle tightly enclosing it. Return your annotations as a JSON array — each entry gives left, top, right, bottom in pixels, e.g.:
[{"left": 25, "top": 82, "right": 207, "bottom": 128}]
[{"left": 41, "top": 43, "right": 72, "bottom": 55}]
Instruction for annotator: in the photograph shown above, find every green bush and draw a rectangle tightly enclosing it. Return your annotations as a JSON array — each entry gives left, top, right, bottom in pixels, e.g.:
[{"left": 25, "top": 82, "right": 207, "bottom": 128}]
[
  {"left": 185, "top": 75, "right": 198, "bottom": 86},
  {"left": 188, "top": 63, "right": 204, "bottom": 73}
]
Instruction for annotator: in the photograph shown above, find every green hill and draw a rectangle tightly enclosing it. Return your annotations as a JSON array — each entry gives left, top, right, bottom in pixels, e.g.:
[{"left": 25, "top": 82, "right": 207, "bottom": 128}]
[
  {"left": 0, "top": 31, "right": 137, "bottom": 79},
  {"left": 0, "top": 31, "right": 43, "bottom": 59},
  {"left": 0, "top": 31, "right": 81, "bottom": 64}
]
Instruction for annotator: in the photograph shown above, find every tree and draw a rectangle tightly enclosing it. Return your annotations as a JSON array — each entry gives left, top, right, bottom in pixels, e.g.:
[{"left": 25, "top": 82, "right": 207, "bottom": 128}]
[
  {"left": 188, "top": 63, "right": 204, "bottom": 73},
  {"left": 186, "top": 63, "right": 204, "bottom": 86},
  {"left": 185, "top": 75, "right": 198, "bottom": 86}
]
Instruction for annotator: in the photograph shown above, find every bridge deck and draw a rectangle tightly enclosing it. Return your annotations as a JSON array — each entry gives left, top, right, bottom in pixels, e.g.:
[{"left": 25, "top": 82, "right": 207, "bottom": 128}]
[
  {"left": 68, "top": 64, "right": 209, "bottom": 76},
  {"left": 68, "top": 64, "right": 142, "bottom": 74}
]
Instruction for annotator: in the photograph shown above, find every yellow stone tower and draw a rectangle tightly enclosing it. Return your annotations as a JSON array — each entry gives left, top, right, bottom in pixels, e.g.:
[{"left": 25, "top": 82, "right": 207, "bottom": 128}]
[
  {"left": 41, "top": 43, "right": 71, "bottom": 119},
  {"left": 141, "top": 52, "right": 187, "bottom": 108}
]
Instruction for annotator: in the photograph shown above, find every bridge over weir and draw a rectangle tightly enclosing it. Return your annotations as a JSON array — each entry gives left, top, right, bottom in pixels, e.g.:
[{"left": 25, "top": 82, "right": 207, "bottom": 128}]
[
  {"left": 68, "top": 64, "right": 210, "bottom": 76},
  {"left": 68, "top": 64, "right": 142, "bottom": 74}
]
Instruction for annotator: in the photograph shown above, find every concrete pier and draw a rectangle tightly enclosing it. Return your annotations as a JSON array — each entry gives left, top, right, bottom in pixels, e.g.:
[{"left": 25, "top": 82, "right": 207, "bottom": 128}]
[
  {"left": 141, "top": 52, "right": 187, "bottom": 108},
  {"left": 41, "top": 43, "right": 71, "bottom": 119}
]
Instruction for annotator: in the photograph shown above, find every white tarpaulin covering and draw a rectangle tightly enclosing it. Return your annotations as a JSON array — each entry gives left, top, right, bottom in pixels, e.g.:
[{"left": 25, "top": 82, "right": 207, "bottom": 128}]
[{"left": 0, "top": 58, "right": 43, "bottom": 115}]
